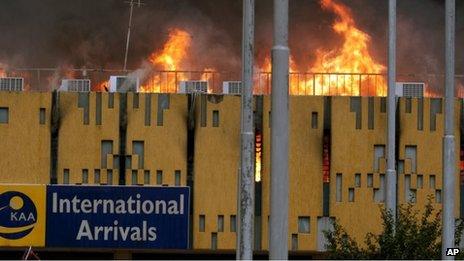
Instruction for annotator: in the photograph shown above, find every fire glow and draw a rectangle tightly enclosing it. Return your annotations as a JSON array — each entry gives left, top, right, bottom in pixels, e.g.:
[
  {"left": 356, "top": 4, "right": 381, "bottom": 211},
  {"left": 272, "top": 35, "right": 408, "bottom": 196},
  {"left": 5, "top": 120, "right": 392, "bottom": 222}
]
[
  {"left": 136, "top": 0, "right": 386, "bottom": 96},
  {"left": 140, "top": 29, "right": 215, "bottom": 93},
  {"left": 255, "top": 132, "right": 263, "bottom": 182}
]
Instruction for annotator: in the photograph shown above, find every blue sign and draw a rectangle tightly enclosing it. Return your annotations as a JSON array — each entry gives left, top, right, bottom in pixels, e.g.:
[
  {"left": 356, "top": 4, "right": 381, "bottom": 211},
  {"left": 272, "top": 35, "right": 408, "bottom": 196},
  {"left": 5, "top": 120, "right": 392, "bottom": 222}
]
[{"left": 45, "top": 185, "right": 189, "bottom": 249}]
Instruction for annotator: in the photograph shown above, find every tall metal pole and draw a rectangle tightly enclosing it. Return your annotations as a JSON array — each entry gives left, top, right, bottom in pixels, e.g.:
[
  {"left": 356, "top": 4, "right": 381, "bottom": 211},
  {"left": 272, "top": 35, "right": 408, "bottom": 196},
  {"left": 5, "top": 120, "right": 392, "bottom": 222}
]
[
  {"left": 386, "top": 0, "right": 397, "bottom": 220},
  {"left": 123, "top": 0, "right": 135, "bottom": 71},
  {"left": 237, "top": 0, "right": 255, "bottom": 259},
  {"left": 442, "top": 0, "right": 456, "bottom": 259},
  {"left": 270, "top": 0, "right": 289, "bottom": 259}
]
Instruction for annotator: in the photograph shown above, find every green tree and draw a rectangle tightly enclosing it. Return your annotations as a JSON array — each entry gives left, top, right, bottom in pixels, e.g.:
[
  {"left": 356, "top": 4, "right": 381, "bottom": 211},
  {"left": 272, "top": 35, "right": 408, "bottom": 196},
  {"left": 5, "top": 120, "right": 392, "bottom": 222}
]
[{"left": 324, "top": 197, "right": 464, "bottom": 259}]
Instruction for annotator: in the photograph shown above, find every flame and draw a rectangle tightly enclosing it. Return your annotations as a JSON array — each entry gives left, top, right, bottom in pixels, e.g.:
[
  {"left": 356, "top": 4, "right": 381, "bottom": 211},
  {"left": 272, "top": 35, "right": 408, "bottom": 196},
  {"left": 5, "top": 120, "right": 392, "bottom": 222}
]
[
  {"left": 259, "top": 0, "right": 387, "bottom": 96},
  {"left": 308, "top": 0, "right": 386, "bottom": 96},
  {"left": 141, "top": 29, "right": 192, "bottom": 93},
  {"left": 95, "top": 80, "right": 109, "bottom": 92},
  {"left": 255, "top": 132, "right": 262, "bottom": 182},
  {"left": 0, "top": 63, "right": 7, "bottom": 77}
]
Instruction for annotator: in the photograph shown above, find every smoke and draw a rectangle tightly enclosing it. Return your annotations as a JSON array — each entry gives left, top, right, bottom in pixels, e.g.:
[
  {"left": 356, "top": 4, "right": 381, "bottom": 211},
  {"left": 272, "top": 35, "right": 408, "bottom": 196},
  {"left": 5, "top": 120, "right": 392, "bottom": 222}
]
[{"left": 0, "top": 0, "right": 462, "bottom": 92}]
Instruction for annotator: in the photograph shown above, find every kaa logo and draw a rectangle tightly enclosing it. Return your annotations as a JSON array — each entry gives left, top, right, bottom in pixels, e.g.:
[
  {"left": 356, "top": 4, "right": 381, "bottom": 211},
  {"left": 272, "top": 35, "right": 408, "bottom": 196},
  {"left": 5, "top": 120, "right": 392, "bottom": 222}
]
[{"left": 0, "top": 191, "right": 37, "bottom": 240}]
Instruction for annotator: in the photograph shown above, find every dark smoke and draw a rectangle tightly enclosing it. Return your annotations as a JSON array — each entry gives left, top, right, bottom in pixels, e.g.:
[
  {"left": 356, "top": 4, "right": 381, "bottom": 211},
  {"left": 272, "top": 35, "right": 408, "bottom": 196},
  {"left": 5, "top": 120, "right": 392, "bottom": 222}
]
[{"left": 0, "top": 0, "right": 462, "bottom": 92}]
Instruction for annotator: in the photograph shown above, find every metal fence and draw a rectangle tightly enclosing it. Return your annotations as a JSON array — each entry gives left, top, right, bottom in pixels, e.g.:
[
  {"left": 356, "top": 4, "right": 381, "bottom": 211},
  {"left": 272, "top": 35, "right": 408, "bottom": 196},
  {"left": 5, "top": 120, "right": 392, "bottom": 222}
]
[{"left": 2, "top": 68, "right": 464, "bottom": 97}]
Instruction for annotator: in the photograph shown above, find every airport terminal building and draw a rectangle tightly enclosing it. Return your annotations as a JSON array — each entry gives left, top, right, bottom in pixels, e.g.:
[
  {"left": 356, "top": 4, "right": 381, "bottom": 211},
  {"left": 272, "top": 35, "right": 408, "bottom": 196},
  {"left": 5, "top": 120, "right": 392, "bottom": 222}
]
[{"left": 0, "top": 76, "right": 462, "bottom": 258}]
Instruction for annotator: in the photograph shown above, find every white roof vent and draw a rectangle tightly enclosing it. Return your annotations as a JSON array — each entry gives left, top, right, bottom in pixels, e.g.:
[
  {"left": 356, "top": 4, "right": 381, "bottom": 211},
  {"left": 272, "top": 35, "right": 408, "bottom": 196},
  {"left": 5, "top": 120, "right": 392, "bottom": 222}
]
[
  {"left": 59, "top": 79, "right": 91, "bottom": 92},
  {"left": 109, "top": 76, "right": 140, "bottom": 93},
  {"left": 179, "top": 81, "right": 208, "bottom": 94},
  {"left": 223, "top": 81, "right": 242, "bottom": 95},
  {"left": 396, "top": 82, "right": 424, "bottom": 98},
  {"left": 0, "top": 77, "right": 24, "bottom": 91}
]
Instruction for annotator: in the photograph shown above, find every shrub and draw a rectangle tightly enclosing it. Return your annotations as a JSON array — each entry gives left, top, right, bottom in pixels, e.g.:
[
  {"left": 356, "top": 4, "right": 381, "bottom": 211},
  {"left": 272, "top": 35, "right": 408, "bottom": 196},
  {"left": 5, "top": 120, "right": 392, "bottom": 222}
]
[{"left": 324, "top": 197, "right": 464, "bottom": 259}]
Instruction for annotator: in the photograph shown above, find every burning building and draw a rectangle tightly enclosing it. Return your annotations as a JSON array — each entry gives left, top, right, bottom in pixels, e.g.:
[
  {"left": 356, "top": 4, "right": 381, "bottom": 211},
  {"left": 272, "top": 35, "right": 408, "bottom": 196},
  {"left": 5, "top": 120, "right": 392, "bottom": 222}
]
[{"left": 0, "top": 0, "right": 463, "bottom": 259}]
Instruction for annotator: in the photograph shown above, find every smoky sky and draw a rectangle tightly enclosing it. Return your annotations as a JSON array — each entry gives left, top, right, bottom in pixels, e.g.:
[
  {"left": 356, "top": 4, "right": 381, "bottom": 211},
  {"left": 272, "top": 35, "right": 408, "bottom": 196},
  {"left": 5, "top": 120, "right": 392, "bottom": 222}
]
[{"left": 0, "top": 0, "right": 462, "bottom": 75}]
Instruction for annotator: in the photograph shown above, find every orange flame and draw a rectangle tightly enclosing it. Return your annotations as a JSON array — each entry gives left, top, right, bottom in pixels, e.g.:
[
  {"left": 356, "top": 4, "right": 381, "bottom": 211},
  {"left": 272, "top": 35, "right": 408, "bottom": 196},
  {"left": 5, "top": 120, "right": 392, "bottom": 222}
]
[
  {"left": 259, "top": 0, "right": 387, "bottom": 96},
  {"left": 141, "top": 29, "right": 192, "bottom": 93},
  {"left": 308, "top": 0, "right": 386, "bottom": 96},
  {"left": 255, "top": 132, "right": 262, "bottom": 182},
  {"left": 95, "top": 80, "right": 109, "bottom": 92},
  {"left": 0, "top": 63, "right": 7, "bottom": 77}
]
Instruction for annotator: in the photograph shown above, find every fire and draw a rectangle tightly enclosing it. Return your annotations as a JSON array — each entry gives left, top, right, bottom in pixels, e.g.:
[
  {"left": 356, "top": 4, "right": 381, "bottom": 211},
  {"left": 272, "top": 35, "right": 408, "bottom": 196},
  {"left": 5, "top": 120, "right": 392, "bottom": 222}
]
[
  {"left": 95, "top": 80, "right": 109, "bottom": 92},
  {"left": 255, "top": 132, "right": 262, "bottom": 182},
  {"left": 309, "top": 0, "right": 386, "bottom": 96},
  {"left": 0, "top": 63, "right": 7, "bottom": 77},
  {"left": 141, "top": 28, "right": 192, "bottom": 93},
  {"left": 259, "top": 0, "right": 387, "bottom": 96}
]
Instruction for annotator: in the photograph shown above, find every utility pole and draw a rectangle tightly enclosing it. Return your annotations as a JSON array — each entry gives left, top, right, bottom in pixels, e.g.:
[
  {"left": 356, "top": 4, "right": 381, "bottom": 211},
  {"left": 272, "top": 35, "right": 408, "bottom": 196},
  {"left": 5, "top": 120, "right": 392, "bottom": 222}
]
[
  {"left": 123, "top": 0, "right": 143, "bottom": 71},
  {"left": 237, "top": 0, "right": 255, "bottom": 259},
  {"left": 386, "top": 0, "right": 397, "bottom": 220},
  {"left": 442, "top": 0, "right": 456, "bottom": 259},
  {"left": 270, "top": 0, "right": 289, "bottom": 259}
]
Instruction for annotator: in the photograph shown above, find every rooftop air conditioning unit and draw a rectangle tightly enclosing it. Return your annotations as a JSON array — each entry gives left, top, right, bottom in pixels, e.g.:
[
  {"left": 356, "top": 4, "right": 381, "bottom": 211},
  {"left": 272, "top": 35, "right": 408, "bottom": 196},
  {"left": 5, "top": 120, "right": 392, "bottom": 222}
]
[
  {"left": 109, "top": 76, "right": 140, "bottom": 93},
  {"left": 0, "top": 77, "right": 24, "bottom": 91},
  {"left": 179, "top": 81, "right": 208, "bottom": 94},
  {"left": 396, "top": 82, "right": 424, "bottom": 98},
  {"left": 223, "top": 81, "right": 242, "bottom": 95},
  {"left": 59, "top": 79, "right": 91, "bottom": 92}
]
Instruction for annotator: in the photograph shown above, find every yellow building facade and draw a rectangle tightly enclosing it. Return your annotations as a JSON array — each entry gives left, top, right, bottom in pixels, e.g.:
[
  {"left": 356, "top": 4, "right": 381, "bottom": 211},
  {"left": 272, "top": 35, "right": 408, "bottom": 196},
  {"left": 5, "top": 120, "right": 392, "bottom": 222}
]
[{"left": 0, "top": 92, "right": 461, "bottom": 252}]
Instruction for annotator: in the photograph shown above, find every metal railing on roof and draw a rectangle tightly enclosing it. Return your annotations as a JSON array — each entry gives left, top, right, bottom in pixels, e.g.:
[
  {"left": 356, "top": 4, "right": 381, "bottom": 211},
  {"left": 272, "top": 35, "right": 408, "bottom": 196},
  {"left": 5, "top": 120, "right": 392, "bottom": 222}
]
[{"left": 1, "top": 68, "right": 464, "bottom": 97}]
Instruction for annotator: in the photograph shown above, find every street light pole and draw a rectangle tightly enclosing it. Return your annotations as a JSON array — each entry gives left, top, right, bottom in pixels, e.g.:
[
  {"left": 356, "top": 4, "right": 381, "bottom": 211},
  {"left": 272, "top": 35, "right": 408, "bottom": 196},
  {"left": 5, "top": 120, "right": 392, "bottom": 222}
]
[
  {"left": 442, "top": 0, "right": 456, "bottom": 259},
  {"left": 237, "top": 0, "right": 255, "bottom": 259},
  {"left": 270, "top": 0, "right": 289, "bottom": 259},
  {"left": 386, "top": 0, "right": 397, "bottom": 221}
]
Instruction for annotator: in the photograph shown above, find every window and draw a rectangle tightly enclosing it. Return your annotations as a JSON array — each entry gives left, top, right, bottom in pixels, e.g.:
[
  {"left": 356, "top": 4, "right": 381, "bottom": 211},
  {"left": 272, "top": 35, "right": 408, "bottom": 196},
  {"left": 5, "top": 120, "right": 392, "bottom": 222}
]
[
  {"left": 311, "top": 112, "right": 318, "bottom": 129},
  {"left": 0, "top": 107, "right": 8, "bottom": 123},
  {"left": 336, "top": 173, "right": 342, "bottom": 202},
  {"left": 417, "top": 175, "right": 423, "bottom": 189},
  {"left": 125, "top": 156, "right": 132, "bottom": 169},
  {"left": 212, "top": 110, "right": 219, "bottom": 127},
  {"left": 217, "top": 215, "right": 224, "bottom": 232},
  {"left": 39, "top": 108, "right": 46, "bottom": 125},
  {"left": 108, "top": 93, "right": 114, "bottom": 108},
  {"left": 107, "top": 170, "right": 113, "bottom": 185},
  {"left": 175, "top": 170, "right": 181, "bottom": 186},
  {"left": 132, "top": 170, "right": 138, "bottom": 185},
  {"left": 230, "top": 215, "right": 237, "bottom": 232},
  {"left": 348, "top": 188, "right": 355, "bottom": 202},
  {"left": 291, "top": 234, "right": 298, "bottom": 251},
  {"left": 298, "top": 216, "right": 310, "bottom": 233},
  {"left": 435, "top": 189, "right": 442, "bottom": 203},
  {"left": 199, "top": 215, "right": 205, "bottom": 232},
  {"left": 94, "top": 169, "right": 100, "bottom": 184},
  {"left": 144, "top": 170, "right": 150, "bottom": 185},
  {"left": 367, "top": 173, "right": 373, "bottom": 187},
  {"left": 355, "top": 173, "right": 361, "bottom": 187},
  {"left": 211, "top": 233, "right": 218, "bottom": 250},
  {"left": 430, "top": 175, "right": 436, "bottom": 189},
  {"left": 63, "top": 169, "right": 70, "bottom": 184},
  {"left": 374, "top": 145, "right": 385, "bottom": 172},
  {"left": 133, "top": 93, "right": 139, "bottom": 108},
  {"left": 156, "top": 170, "right": 163, "bottom": 185},
  {"left": 96, "top": 93, "right": 102, "bottom": 125},
  {"left": 132, "top": 141, "right": 144, "bottom": 169},
  {"left": 82, "top": 169, "right": 89, "bottom": 184},
  {"left": 101, "top": 140, "right": 113, "bottom": 169}
]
